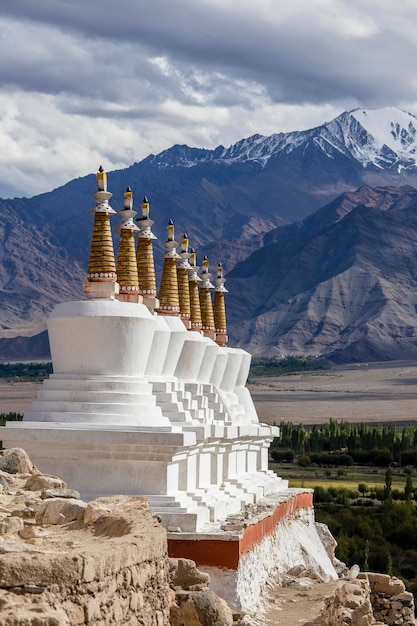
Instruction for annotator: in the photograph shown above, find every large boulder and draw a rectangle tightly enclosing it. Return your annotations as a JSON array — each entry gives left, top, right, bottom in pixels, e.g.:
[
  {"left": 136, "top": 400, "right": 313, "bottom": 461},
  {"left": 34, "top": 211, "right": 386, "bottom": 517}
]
[
  {"left": 25, "top": 474, "right": 66, "bottom": 491},
  {"left": 170, "top": 558, "right": 210, "bottom": 591},
  {"left": 35, "top": 498, "right": 87, "bottom": 525},
  {"left": 170, "top": 589, "right": 233, "bottom": 626},
  {"left": 0, "top": 449, "right": 36, "bottom": 475}
]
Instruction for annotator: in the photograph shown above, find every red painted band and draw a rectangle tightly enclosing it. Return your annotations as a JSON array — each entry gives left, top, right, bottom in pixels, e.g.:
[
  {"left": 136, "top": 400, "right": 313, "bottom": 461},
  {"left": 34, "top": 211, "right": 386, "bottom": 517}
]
[{"left": 168, "top": 492, "right": 313, "bottom": 569}]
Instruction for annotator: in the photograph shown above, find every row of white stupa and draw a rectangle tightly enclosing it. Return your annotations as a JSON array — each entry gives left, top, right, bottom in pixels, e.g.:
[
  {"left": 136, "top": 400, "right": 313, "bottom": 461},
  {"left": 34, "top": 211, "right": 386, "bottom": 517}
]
[{"left": 3, "top": 168, "right": 288, "bottom": 532}]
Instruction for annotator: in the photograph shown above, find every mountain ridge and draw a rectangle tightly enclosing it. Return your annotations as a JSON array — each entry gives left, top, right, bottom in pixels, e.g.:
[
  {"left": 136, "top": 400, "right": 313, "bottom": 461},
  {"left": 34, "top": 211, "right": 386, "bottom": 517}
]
[
  {"left": 140, "top": 106, "right": 417, "bottom": 173},
  {"left": 2, "top": 108, "right": 417, "bottom": 361},
  {"left": 227, "top": 185, "right": 417, "bottom": 361}
]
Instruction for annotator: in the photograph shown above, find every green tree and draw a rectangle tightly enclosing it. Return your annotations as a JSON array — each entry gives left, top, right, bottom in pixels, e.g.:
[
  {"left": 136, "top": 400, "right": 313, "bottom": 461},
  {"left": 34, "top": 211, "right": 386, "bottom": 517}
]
[
  {"left": 384, "top": 467, "right": 393, "bottom": 502},
  {"left": 405, "top": 474, "right": 413, "bottom": 501},
  {"left": 364, "top": 539, "right": 370, "bottom": 571},
  {"left": 358, "top": 482, "right": 369, "bottom": 496}
]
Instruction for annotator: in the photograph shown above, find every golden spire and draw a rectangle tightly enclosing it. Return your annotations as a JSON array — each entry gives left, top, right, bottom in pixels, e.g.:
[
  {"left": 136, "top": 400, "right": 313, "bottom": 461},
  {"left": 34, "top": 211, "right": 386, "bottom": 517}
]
[
  {"left": 83, "top": 166, "right": 119, "bottom": 300},
  {"left": 96, "top": 164, "right": 107, "bottom": 191},
  {"left": 136, "top": 197, "right": 158, "bottom": 311},
  {"left": 213, "top": 262, "right": 228, "bottom": 346},
  {"left": 177, "top": 233, "right": 192, "bottom": 327},
  {"left": 115, "top": 187, "right": 141, "bottom": 303},
  {"left": 188, "top": 249, "right": 202, "bottom": 332},
  {"left": 157, "top": 219, "right": 181, "bottom": 315},
  {"left": 199, "top": 256, "right": 216, "bottom": 339}
]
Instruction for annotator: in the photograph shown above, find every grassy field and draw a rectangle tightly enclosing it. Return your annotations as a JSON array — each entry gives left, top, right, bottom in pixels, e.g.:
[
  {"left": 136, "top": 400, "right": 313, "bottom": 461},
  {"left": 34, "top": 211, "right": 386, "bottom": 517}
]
[{"left": 270, "top": 461, "right": 410, "bottom": 491}]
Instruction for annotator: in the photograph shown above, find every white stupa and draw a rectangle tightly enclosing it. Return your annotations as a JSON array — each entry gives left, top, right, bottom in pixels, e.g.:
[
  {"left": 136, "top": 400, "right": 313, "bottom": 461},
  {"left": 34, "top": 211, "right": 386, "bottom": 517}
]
[
  {"left": 3, "top": 168, "right": 286, "bottom": 530},
  {"left": 3, "top": 169, "right": 336, "bottom": 610}
]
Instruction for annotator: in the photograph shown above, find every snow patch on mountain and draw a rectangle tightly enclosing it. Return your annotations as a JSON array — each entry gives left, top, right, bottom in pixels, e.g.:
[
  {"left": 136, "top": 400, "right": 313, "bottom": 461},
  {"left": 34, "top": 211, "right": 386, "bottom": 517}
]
[
  {"left": 147, "top": 107, "right": 417, "bottom": 173},
  {"left": 352, "top": 107, "right": 417, "bottom": 159},
  {"left": 340, "top": 107, "right": 417, "bottom": 169}
]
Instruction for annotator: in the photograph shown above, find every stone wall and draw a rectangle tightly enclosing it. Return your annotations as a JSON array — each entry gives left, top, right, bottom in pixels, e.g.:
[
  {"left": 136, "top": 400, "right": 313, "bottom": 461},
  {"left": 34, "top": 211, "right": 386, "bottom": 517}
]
[
  {"left": 368, "top": 573, "right": 416, "bottom": 626},
  {"left": 306, "top": 572, "right": 416, "bottom": 626},
  {"left": 0, "top": 448, "right": 171, "bottom": 625}
]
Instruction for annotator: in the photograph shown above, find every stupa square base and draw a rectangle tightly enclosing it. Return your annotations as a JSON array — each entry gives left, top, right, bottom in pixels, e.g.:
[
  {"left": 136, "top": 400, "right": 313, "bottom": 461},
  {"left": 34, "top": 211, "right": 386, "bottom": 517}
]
[
  {"left": 2, "top": 420, "right": 287, "bottom": 532},
  {"left": 168, "top": 490, "right": 337, "bottom": 612}
]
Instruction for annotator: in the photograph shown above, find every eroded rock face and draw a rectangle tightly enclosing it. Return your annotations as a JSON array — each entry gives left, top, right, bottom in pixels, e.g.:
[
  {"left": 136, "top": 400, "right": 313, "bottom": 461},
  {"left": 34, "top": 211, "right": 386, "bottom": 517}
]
[
  {"left": 35, "top": 497, "right": 87, "bottom": 525},
  {"left": 0, "top": 448, "right": 238, "bottom": 626},
  {"left": 25, "top": 473, "right": 66, "bottom": 491},
  {"left": 0, "top": 588, "right": 70, "bottom": 625},
  {"left": 0, "top": 448, "right": 170, "bottom": 625},
  {"left": 170, "top": 558, "right": 210, "bottom": 591},
  {"left": 84, "top": 494, "right": 150, "bottom": 525}
]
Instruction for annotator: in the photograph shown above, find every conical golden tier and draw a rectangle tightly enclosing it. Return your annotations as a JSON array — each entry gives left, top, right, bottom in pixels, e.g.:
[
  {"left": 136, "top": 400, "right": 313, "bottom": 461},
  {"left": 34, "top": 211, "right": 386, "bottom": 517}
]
[
  {"left": 158, "top": 258, "right": 180, "bottom": 314},
  {"left": 214, "top": 291, "right": 227, "bottom": 332},
  {"left": 177, "top": 267, "right": 191, "bottom": 320},
  {"left": 136, "top": 238, "right": 157, "bottom": 296},
  {"left": 189, "top": 281, "right": 202, "bottom": 330},
  {"left": 200, "top": 288, "right": 215, "bottom": 331},
  {"left": 116, "top": 229, "right": 139, "bottom": 293},
  {"left": 214, "top": 291, "right": 227, "bottom": 345},
  {"left": 87, "top": 213, "right": 117, "bottom": 280}
]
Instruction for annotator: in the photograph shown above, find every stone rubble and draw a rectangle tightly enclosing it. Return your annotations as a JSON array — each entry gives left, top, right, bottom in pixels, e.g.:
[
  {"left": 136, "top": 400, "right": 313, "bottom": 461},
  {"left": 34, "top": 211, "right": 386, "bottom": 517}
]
[{"left": 304, "top": 572, "right": 416, "bottom": 626}]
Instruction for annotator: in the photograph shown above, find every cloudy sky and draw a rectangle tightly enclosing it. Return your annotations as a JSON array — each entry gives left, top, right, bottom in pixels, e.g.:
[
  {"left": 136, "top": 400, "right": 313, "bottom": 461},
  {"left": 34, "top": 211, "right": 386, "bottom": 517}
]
[{"left": 1, "top": 0, "right": 417, "bottom": 198}]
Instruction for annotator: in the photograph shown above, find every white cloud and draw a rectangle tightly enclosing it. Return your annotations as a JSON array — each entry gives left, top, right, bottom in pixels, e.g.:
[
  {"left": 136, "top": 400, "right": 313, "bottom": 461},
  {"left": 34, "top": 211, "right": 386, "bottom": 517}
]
[{"left": 1, "top": 1, "right": 417, "bottom": 197}]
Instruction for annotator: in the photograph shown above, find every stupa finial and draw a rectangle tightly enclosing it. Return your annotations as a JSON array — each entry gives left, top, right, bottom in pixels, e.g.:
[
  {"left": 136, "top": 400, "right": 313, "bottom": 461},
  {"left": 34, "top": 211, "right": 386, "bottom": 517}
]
[
  {"left": 135, "top": 196, "right": 158, "bottom": 311},
  {"left": 177, "top": 233, "right": 192, "bottom": 327},
  {"left": 96, "top": 165, "right": 107, "bottom": 191}
]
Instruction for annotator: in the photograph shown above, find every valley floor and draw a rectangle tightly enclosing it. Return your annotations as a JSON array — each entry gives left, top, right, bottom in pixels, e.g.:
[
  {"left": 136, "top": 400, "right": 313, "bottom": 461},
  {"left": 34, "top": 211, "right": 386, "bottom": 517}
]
[
  {"left": 2, "top": 359, "right": 417, "bottom": 425},
  {"left": 0, "top": 381, "right": 40, "bottom": 414},
  {"left": 250, "top": 359, "right": 417, "bottom": 426}
]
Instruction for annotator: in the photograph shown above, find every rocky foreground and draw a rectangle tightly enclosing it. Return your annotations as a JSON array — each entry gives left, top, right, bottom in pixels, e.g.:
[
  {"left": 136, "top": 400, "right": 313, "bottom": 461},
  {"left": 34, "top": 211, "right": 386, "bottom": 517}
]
[
  {"left": 0, "top": 446, "right": 414, "bottom": 626},
  {"left": 0, "top": 447, "right": 233, "bottom": 625}
]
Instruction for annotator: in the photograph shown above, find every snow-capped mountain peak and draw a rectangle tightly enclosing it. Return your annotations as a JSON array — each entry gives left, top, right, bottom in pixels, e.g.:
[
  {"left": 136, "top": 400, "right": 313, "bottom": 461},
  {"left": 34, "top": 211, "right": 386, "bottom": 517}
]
[
  {"left": 146, "top": 107, "right": 417, "bottom": 172},
  {"left": 322, "top": 107, "right": 417, "bottom": 170},
  {"left": 351, "top": 107, "right": 417, "bottom": 155}
]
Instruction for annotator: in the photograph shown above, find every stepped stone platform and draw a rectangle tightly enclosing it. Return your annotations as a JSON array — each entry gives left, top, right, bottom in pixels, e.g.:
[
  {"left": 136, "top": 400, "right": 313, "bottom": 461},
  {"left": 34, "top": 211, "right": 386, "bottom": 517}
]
[{"left": 2, "top": 300, "right": 288, "bottom": 535}]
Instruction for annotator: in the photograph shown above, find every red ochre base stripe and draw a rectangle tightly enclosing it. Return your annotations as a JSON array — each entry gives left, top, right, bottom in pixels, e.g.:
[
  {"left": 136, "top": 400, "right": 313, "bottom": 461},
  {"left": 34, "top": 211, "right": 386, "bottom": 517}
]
[{"left": 168, "top": 491, "right": 313, "bottom": 569}]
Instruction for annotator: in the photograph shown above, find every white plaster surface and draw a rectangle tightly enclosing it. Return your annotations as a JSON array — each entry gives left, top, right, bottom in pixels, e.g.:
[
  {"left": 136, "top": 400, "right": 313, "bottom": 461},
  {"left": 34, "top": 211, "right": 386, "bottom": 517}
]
[
  {"left": 209, "top": 349, "right": 228, "bottom": 387},
  {"left": 3, "top": 299, "right": 289, "bottom": 532},
  {"left": 144, "top": 314, "right": 171, "bottom": 377},
  {"left": 160, "top": 316, "right": 189, "bottom": 377},
  {"left": 219, "top": 347, "right": 243, "bottom": 393},
  {"left": 235, "top": 350, "right": 252, "bottom": 388},
  {"left": 174, "top": 331, "right": 207, "bottom": 381},
  {"left": 49, "top": 300, "right": 155, "bottom": 376},
  {"left": 202, "top": 505, "right": 338, "bottom": 613},
  {"left": 197, "top": 340, "right": 219, "bottom": 383}
]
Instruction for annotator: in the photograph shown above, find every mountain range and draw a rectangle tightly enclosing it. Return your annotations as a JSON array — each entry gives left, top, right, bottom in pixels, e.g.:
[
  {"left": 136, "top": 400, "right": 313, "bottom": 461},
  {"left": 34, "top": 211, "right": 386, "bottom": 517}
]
[{"left": 2, "top": 106, "right": 417, "bottom": 362}]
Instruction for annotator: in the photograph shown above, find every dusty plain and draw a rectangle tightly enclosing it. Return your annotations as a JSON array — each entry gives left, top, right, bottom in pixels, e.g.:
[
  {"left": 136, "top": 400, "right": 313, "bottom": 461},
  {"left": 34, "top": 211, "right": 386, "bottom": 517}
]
[
  {"left": 0, "top": 381, "right": 41, "bottom": 414},
  {"left": 249, "top": 359, "right": 417, "bottom": 426},
  {"left": 1, "top": 360, "right": 417, "bottom": 427}
]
